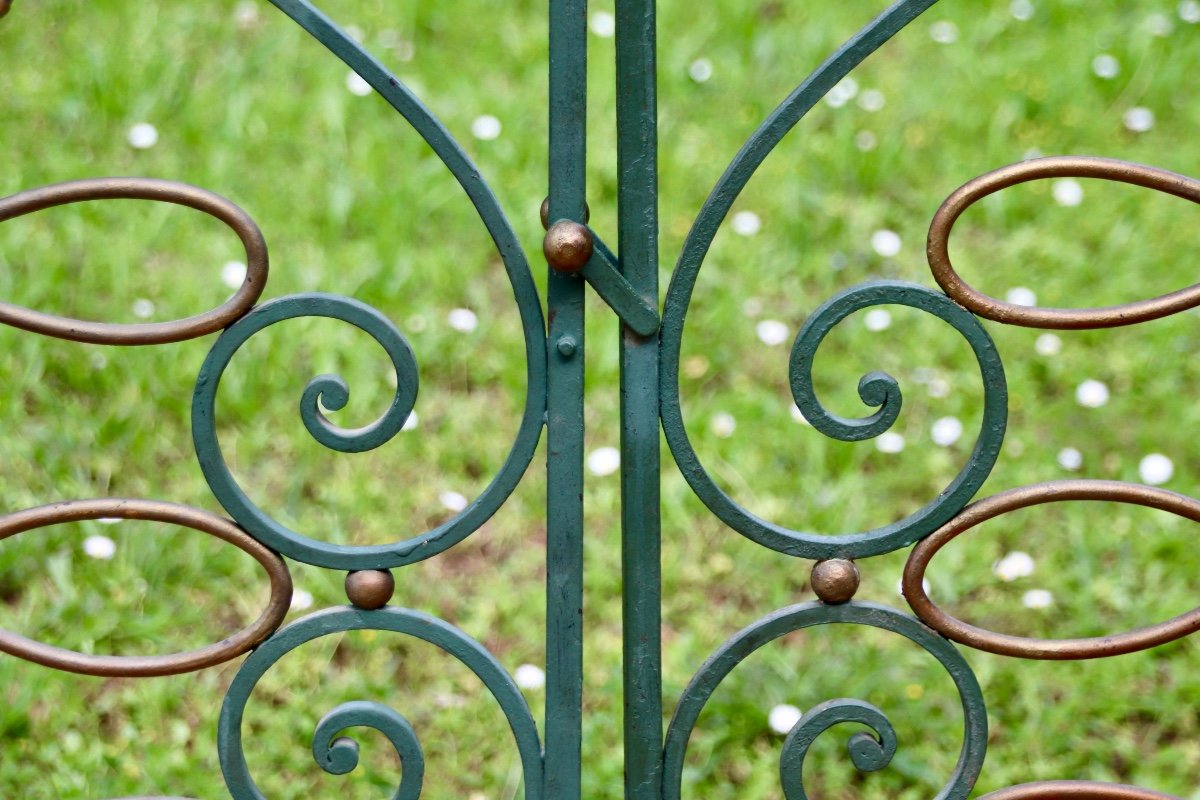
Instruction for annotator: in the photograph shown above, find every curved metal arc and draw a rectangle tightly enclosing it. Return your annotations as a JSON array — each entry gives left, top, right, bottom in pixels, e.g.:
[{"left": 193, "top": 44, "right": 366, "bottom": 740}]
[
  {"left": 904, "top": 480, "right": 1200, "bottom": 659},
  {"left": 660, "top": 281, "right": 1006, "bottom": 560},
  {"left": 661, "top": 0, "right": 956, "bottom": 561},
  {"left": 928, "top": 156, "right": 1200, "bottom": 329},
  {"left": 662, "top": 601, "right": 987, "bottom": 800},
  {"left": 0, "top": 499, "right": 291, "bottom": 677},
  {"left": 218, "top": 605, "right": 544, "bottom": 800},
  {"left": 193, "top": 292, "right": 527, "bottom": 570},
  {"left": 660, "top": 0, "right": 937, "bottom": 345},
  {"left": 979, "top": 782, "right": 1184, "bottom": 800},
  {"left": 0, "top": 177, "right": 268, "bottom": 345}
]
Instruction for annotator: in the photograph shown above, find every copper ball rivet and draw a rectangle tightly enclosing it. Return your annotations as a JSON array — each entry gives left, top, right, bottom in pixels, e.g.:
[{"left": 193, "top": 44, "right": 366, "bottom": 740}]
[
  {"left": 345, "top": 569, "right": 395, "bottom": 610},
  {"left": 539, "top": 196, "right": 590, "bottom": 229},
  {"left": 810, "top": 559, "right": 860, "bottom": 604},
  {"left": 543, "top": 220, "right": 594, "bottom": 273}
]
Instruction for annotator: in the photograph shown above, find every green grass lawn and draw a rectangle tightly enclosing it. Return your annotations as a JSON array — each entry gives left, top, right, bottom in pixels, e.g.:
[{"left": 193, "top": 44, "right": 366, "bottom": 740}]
[{"left": 3, "top": 0, "right": 1200, "bottom": 798}]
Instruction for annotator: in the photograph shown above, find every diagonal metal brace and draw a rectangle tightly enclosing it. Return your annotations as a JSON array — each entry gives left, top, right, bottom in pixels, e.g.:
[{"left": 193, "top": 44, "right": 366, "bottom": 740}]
[
  {"left": 543, "top": 217, "right": 659, "bottom": 336},
  {"left": 582, "top": 231, "right": 660, "bottom": 336}
]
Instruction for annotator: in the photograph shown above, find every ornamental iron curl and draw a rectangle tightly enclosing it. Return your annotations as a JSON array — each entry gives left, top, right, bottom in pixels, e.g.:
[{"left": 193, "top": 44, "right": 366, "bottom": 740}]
[{"left": 2, "top": 0, "right": 1196, "bottom": 798}]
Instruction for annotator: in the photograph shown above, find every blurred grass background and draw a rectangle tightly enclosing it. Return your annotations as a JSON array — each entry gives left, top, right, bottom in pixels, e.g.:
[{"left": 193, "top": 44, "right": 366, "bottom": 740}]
[{"left": 2, "top": 0, "right": 1200, "bottom": 797}]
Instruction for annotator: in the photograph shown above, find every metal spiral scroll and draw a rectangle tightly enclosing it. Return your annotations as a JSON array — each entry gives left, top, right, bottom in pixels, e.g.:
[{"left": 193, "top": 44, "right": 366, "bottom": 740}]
[
  {"left": 661, "top": 602, "right": 987, "bottom": 800},
  {"left": 217, "top": 607, "right": 544, "bottom": 800},
  {"left": 661, "top": 0, "right": 1198, "bottom": 798},
  {"left": 188, "top": 0, "right": 548, "bottom": 571}
]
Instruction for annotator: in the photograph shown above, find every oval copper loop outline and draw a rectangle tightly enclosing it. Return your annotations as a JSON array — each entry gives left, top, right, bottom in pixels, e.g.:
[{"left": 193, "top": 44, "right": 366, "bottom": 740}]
[
  {"left": 903, "top": 480, "right": 1200, "bottom": 659},
  {"left": 0, "top": 178, "right": 268, "bottom": 344},
  {"left": 979, "top": 781, "right": 1182, "bottom": 800},
  {"left": 928, "top": 156, "right": 1200, "bottom": 329},
  {"left": 0, "top": 499, "right": 291, "bottom": 676}
]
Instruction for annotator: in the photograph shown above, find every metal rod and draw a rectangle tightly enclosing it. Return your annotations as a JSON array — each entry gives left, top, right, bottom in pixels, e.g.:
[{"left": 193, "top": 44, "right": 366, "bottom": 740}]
[
  {"left": 544, "top": 0, "right": 589, "bottom": 798},
  {"left": 616, "top": 0, "right": 663, "bottom": 797}
]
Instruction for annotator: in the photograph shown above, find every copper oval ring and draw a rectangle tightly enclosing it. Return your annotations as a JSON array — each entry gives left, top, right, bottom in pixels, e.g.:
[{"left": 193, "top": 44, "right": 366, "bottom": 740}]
[
  {"left": 0, "top": 499, "right": 292, "bottom": 676},
  {"left": 979, "top": 781, "right": 1182, "bottom": 800},
  {"left": 903, "top": 480, "right": 1200, "bottom": 660},
  {"left": 0, "top": 177, "right": 268, "bottom": 344},
  {"left": 927, "top": 156, "right": 1200, "bottom": 329}
]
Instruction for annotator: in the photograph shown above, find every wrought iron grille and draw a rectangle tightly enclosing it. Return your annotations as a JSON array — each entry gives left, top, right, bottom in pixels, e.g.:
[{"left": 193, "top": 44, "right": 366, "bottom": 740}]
[{"left": 1, "top": 0, "right": 1197, "bottom": 798}]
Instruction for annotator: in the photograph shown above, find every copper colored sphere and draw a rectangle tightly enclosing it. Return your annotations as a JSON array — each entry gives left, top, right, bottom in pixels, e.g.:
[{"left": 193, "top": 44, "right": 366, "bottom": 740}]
[
  {"left": 810, "top": 559, "right": 860, "bottom": 604},
  {"left": 539, "top": 197, "right": 590, "bottom": 229},
  {"left": 345, "top": 569, "right": 395, "bottom": 610},
  {"left": 543, "top": 220, "right": 594, "bottom": 273}
]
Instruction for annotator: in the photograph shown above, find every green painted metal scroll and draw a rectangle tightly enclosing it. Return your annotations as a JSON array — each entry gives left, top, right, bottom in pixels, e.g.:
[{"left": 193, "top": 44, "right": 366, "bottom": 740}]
[{"left": 2, "top": 0, "right": 1197, "bottom": 799}]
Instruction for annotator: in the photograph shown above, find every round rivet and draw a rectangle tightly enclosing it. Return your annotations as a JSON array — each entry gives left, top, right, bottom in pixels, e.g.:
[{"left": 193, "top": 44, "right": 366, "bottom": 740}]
[
  {"left": 811, "top": 559, "right": 860, "bottom": 604},
  {"left": 557, "top": 336, "right": 578, "bottom": 357},
  {"left": 0, "top": 1, "right": 12, "bottom": 18},
  {"left": 543, "top": 220, "right": 593, "bottom": 273},
  {"left": 540, "top": 197, "right": 590, "bottom": 230},
  {"left": 345, "top": 569, "right": 395, "bottom": 610}
]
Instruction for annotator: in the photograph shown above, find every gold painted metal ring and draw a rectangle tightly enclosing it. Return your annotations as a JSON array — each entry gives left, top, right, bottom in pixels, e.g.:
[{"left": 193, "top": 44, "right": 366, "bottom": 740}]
[
  {"left": 0, "top": 499, "right": 292, "bottom": 676},
  {"left": 0, "top": 178, "right": 268, "bottom": 344},
  {"left": 979, "top": 781, "right": 1182, "bottom": 799},
  {"left": 903, "top": 480, "right": 1200, "bottom": 660},
  {"left": 928, "top": 156, "right": 1200, "bottom": 329}
]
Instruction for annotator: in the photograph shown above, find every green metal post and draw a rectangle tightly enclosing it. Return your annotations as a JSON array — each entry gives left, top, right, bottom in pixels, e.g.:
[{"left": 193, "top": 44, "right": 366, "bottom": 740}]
[
  {"left": 545, "top": 1, "right": 588, "bottom": 799},
  {"left": 615, "top": 1, "right": 663, "bottom": 798}
]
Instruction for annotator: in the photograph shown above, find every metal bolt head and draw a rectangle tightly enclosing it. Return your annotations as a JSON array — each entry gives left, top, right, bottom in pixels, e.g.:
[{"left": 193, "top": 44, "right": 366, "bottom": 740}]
[
  {"left": 811, "top": 559, "right": 860, "bottom": 604},
  {"left": 345, "top": 569, "right": 395, "bottom": 609},
  {"left": 543, "top": 220, "right": 594, "bottom": 273},
  {"left": 540, "top": 196, "right": 590, "bottom": 229}
]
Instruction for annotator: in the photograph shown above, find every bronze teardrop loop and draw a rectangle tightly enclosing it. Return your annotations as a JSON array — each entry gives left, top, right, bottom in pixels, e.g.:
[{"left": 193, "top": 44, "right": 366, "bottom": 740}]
[
  {"left": 903, "top": 480, "right": 1200, "bottom": 659},
  {"left": 928, "top": 156, "right": 1200, "bottom": 329},
  {"left": 0, "top": 178, "right": 268, "bottom": 344},
  {"left": 0, "top": 499, "right": 291, "bottom": 676}
]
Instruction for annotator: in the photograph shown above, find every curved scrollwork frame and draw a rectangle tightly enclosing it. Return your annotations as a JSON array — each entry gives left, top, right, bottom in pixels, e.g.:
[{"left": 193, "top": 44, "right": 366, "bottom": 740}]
[{"left": 3, "top": 0, "right": 1197, "bottom": 798}]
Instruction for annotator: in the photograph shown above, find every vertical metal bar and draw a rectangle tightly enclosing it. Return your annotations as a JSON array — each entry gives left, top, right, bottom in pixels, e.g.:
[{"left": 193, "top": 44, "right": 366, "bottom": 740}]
[
  {"left": 615, "top": 1, "right": 663, "bottom": 798},
  {"left": 545, "top": 1, "right": 587, "bottom": 799}
]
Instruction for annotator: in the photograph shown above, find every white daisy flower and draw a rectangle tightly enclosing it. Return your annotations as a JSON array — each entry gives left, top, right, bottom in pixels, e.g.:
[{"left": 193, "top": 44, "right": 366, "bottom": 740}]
[
  {"left": 132, "top": 299, "right": 155, "bottom": 319},
  {"left": 1123, "top": 107, "right": 1155, "bottom": 133},
  {"left": 402, "top": 411, "right": 419, "bottom": 431},
  {"left": 471, "top": 115, "right": 502, "bottom": 141},
  {"left": 731, "top": 210, "right": 761, "bottom": 236},
  {"left": 1139, "top": 453, "right": 1173, "bottom": 485},
  {"left": 221, "top": 260, "right": 247, "bottom": 290},
  {"left": 930, "top": 20, "right": 959, "bottom": 43},
  {"left": 1075, "top": 379, "right": 1109, "bottom": 408},
  {"left": 83, "top": 535, "right": 116, "bottom": 560},
  {"left": 875, "top": 431, "right": 905, "bottom": 454},
  {"left": 768, "top": 704, "right": 802, "bottom": 735},
  {"left": 587, "top": 447, "right": 621, "bottom": 476},
  {"left": 870, "top": 229, "right": 901, "bottom": 257},
  {"left": 1092, "top": 54, "right": 1120, "bottom": 79},
  {"left": 864, "top": 308, "right": 892, "bottom": 332},
  {"left": 439, "top": 490, "right": 468, "bottom": 513},
  {"left": 1010, "top": 0, "right": 1034, "bottom": 21},
  {"left": 1053, "top": 178, "right": 1084, "bottom": 207},
  {"left": 755, "top": 319, "right": 789, "bottom": 346},
  {"left": 1005, "top": 287, "right": 1037, "bottom": 307},
  {"left": 290, "top": 589, "right": 314, "bottom": 611},
  {"left": 858, "top": 89, "right": 885, "bottom": 112},
  {"left": 589, "top": 11, "right": 615, "bottom": 37},
  {"left": 514, "top": 664, "right": 546, "bottom": 690},
  {"left": 855, "top": 130, "right": 878, "bottom": 151},
  {"left": 127, "top": 123, "right": 159, "bottom": 150},
  {"left": 710, "top": 412, "right": 736, "bottom": 438},
  {"left": 1181, "top": 1, "right": 1200, "bottom": 24},
  {"left": 448, "top": 308, "right": 478, "bottom": 333},
  {"left": 1057, "top": 447, "right": 1083, "bottom": 470},
  {"left": 931, "top": 416, "right": 963, "bottom": 447},
  {"left": 993, "top": 551, "right": 1034, "bottom": 582},
  {"left": 1022, "top": 589, "right": 1053, "bottom": 609},
  {"left": 688, "top": 58, "right": 713, "bottom": 83},
  {"left": 345, "top": 71, "right": 372, "bottom": 96},
  {"left": 1035, "top": 333, "right": 1062, "bottom": 356},
  {"left": 790, "top": 404, "right": 810, "bottom": 425}
]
